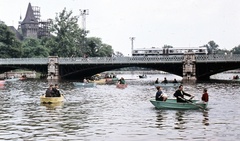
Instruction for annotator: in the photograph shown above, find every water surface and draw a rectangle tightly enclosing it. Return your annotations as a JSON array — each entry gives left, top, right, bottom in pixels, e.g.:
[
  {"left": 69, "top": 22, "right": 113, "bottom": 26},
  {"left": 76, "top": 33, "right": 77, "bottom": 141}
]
[{"left": 0, "top": 73, "right": 239, "bottom": 141}]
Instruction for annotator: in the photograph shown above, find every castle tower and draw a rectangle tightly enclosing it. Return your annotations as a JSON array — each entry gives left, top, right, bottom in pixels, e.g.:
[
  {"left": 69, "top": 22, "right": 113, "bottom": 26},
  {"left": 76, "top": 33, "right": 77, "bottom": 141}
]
[{"left": 20, "top": 3, "right": 39, "bottom": 39}]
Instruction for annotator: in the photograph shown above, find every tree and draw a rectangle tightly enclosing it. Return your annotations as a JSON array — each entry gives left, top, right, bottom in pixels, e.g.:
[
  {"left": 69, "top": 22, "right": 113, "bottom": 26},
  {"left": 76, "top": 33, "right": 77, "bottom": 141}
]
[
  {"left": 113, "top": 51, "right": 124, "bottom": 57},
  {"left": 162, "top": 45, "right": 173, "bottom": 49},
  {"left": 0, "top": 23, "right": 22, "bottom": 58},
  {"left": 204, "top": 41, "right": 219, "bottom": 54},
  {"left": 22, "top": 38, "right": 49, "bottom": 57},
  {"left": 46, "top": 8, "right": 86, "bottom": 57},
  {"left": 231, "top": 45, "right": 240, "bottom": 54},
  {"left": 45, "top": 8, "right": 115, "bottom": 57},
  {"left": 85, "top": 37, "right": 114, "bottom": 57}
]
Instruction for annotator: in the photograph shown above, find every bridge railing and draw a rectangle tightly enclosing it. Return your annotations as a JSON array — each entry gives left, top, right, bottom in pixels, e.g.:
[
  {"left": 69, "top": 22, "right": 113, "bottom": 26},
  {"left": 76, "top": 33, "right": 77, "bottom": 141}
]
[
  {"left": 0, "top": 54, "right": 240, "bottom": 65},
  {"left": 59, "top": 56, "right": 184, "bottom": 64},
  {"left": 196, "top": 54, "right": 240, "bottom": 62},
  {"left": 0, "top": 58, "right": 48, "bottom": 65}
]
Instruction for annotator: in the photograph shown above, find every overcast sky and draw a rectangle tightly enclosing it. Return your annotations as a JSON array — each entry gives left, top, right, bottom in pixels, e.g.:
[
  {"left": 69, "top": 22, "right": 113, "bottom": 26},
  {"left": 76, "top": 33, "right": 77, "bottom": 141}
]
[{"left": 1, "top": 0, "right": 240, "bottom": 55}]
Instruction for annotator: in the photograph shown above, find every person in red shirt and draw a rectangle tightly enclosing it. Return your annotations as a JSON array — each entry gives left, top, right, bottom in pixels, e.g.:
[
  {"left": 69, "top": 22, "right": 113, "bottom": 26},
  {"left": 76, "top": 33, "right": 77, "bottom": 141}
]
[{"left": 201, "top": 88, "right": 209, "bottom": 103}]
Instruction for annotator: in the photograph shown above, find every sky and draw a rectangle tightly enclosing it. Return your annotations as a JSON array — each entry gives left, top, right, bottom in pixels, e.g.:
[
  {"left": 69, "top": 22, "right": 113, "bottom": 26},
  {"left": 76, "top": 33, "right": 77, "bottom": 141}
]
[{"left": 1, "top": 0, "right": 240, "bottom": 56}]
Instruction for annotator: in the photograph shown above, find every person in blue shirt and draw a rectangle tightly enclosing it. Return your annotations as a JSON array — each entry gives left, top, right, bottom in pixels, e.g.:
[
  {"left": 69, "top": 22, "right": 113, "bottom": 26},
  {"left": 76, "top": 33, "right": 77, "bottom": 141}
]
[{"left": 155, "top": 86, "right": 167, "bottom": 101}]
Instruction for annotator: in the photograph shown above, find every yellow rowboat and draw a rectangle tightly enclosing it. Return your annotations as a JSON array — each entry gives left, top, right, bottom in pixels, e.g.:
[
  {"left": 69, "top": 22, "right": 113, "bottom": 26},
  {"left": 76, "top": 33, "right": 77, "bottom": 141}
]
[
  {"left": 89, "top": 79, "right": 106, "bottom": 85},
  {"left": 40, "top": 102, "right": 64, "bottom": 109},
  {"left": 40, "top": 94, "right": 64, "bottom": 104}
]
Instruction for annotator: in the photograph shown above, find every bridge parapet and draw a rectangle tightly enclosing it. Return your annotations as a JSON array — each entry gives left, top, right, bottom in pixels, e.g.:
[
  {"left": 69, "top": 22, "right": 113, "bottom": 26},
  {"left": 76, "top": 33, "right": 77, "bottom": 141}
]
[
  {"left": 196, "top": 54, "right": 240, "bottom": 62},
  {"left": 0, "top": 58, "right": 48, "bottom": 64},
  {"left": 59, "top": 56, "right": 184, "bottom": 64}
]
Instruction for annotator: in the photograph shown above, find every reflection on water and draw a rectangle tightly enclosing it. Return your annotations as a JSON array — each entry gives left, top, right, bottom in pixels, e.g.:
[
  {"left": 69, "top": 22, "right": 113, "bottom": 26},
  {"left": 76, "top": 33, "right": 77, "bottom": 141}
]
[
  {"left": 0, "top": 74, "right": 239, "bottom": 140},
  {"left": 202, "top": 111, "right": 209, "bottom": 126},
  {"left": 174, "top": 111, "right": 186, "bottom": 129}
]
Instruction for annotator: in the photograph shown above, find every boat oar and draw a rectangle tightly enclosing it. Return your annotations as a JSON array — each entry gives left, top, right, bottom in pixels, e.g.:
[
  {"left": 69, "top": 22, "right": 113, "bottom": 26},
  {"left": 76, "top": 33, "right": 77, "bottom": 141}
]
[
  {"left": 179, "top": 97, "right": 205, "bottom": 111},
  {"left": 59, "top": 90, "right": 68, "bottom": 101}
]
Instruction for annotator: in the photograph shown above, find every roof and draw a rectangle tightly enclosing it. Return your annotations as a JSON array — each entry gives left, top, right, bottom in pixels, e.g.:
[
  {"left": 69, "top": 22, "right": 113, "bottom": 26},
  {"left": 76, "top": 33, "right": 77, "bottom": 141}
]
[
  {"left": 21, "top": 3, "right": 38, "bottom": 24},
  {"left": 8, "top": 26, "right": 23, "bottom": 40}
]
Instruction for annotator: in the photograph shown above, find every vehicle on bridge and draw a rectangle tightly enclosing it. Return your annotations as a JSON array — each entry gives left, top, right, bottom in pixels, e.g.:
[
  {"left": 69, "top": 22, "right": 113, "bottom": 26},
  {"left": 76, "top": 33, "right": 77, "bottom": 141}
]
[{"left": 132, "top": 46, "right": 208, "bottom": 56}]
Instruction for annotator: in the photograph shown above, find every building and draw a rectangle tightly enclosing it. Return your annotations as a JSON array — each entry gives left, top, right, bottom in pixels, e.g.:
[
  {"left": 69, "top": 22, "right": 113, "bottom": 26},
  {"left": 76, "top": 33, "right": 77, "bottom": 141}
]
[{"left": 10, "top": 3, "right": 51, "bottom": 40}]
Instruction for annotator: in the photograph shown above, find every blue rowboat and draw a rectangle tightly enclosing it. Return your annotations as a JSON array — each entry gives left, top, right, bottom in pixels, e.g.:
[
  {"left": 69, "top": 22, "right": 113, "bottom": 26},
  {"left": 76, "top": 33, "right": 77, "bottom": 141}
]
[
  {"left": 106, "top": 78, "right": 119, "bottom": 84},
  {"left": 150, "top": 99, "right": 207, "bottom": 110},
  {"left": 73, "top": 82, "right": 96, "bottom": 88}
]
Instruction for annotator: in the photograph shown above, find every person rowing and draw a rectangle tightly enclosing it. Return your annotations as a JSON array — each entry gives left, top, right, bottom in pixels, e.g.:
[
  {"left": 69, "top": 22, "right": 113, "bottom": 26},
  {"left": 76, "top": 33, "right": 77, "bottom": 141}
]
[{"left": 173, "top": 85, "right": 194, "bottom": 103}]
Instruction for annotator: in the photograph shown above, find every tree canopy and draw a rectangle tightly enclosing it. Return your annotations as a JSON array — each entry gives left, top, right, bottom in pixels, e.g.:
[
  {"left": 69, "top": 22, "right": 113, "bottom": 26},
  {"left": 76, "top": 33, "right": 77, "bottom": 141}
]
[{"left": 0, "top": 24, "right": 22, "bottom": 58}]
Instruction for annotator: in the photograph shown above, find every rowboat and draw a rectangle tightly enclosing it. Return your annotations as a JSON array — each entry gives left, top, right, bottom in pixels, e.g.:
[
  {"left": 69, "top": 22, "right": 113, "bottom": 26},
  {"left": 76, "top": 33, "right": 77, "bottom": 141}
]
[
  {"left": 89, "top": 79, "right": 106, "bottom": 85},
  {"left": 116, "top": 84, "right": 128, "bottom": 89},
  {"left": 150, "top": 99, "right": 207, "bottom": 110},
  {"left": 40, "top": 94, "right": 64, "bottom": 104},
  {"left": 5, "top": 78, "right": 20, "bottom": 82},
  {"left": 105, "top": 78, "right": 119, "bottom": 84},
  {"left": 0, "top": 80, "right": 5, "bottom": 85},
  {"left": 73, "top": 82, "right": 96, "bottom": 88},
  {"left": 154, "top": 83, "right": 180, "bottom": 88},
  {"left": 139, "top": 75, "right": 147, "bottom": 78},
  {"left": 41, "top": 102, "right": 64, "bottom": 109}
]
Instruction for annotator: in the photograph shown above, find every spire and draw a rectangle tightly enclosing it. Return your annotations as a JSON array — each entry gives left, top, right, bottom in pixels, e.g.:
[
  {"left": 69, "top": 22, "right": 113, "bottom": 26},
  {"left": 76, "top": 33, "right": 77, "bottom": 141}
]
[{"left": 21, "top": 3, "right": 38, "bottom": 24}]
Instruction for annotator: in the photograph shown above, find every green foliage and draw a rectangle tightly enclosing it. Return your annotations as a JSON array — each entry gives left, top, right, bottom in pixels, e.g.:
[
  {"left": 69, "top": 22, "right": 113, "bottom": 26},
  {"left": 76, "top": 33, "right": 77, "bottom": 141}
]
[
  {"left": 0, "top": 23, "right": 22, "bottom": 58},
  {"left": 162, "top": 45, "right": 173, "bottom": 48},
  {"left": 203, "top": 41, "right": 219, "bottom": 54},
  {"left": 85, "top": 37, "right": 113, "bottom": 57},
  {"left": 22, "top": 38, "right": 49, "bottom": 57},
  {"left": 45, "top": 8, "right": 86, "bottom": 57},
  {"left": 231, "top": 45, "right": 240, "bottom": 54},
  {"left": 45, "top": 8, "right": 114, "bottom": 57},
  {"left": 113, "top": 51, "right": 124, "bottom": 57}
]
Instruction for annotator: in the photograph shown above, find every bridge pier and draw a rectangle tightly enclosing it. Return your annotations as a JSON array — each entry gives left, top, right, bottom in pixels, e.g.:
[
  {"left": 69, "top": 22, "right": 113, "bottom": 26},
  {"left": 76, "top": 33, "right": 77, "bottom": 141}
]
[
  {"left": 47, "top": 56, "right": 59, "bottom": 80},
  {"left": 182, "top": 53, "right": 196, "bottom": 81}
]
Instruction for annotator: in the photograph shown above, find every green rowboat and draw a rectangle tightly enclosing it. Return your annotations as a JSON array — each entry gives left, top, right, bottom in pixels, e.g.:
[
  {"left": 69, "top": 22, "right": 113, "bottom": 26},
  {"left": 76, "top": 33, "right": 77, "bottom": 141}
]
[{"left": 150, "top": 99, "right": 207, "bottom": 110}]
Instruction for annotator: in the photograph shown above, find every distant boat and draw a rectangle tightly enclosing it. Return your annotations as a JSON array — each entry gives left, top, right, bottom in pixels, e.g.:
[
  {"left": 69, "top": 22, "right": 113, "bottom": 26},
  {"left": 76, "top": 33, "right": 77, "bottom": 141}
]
[
  {"left": 89, "top": 79, "right": 106, "bottom": 85},
  {"left": 116, "top": 84, "right": 127, "bottom": 89},
  {"left": 139, "top": 74, "right": 147, "bottom": 78},
  {"left": 105, "top": 77, "right": 119, "bottom": 84},
  {"left": 73, "top": 82, "right": 96, "bottom": 88},
  {"left": 0, "top": 80, "right": 5, "bottom": 85},
  {"left": 150, "top": 99, "right": 207, "bottom": 110},
  {"left": 5, "top": 78, "right": 20, "bottom": 82}
]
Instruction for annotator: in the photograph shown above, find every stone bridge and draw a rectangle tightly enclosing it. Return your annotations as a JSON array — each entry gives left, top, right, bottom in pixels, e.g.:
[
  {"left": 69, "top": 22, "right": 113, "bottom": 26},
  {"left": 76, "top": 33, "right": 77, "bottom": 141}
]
[{"left": 0, "top": 54, "right": 239, "bottom": 80}]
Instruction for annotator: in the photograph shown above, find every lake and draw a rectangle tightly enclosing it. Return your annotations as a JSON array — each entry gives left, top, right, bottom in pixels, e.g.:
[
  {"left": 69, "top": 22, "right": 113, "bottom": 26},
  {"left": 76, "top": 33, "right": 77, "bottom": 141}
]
[{"left": 0, "top": 73, "right": 239, "bottom": 141}]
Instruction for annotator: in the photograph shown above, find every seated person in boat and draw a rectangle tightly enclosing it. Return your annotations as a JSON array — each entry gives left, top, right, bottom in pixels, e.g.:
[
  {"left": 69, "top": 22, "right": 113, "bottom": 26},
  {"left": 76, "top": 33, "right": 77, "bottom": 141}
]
[
  {"left": 173, "top": 85, "right": 194, "bottom": 103},
  {"left": 155, "top": 78, "right": 159, "bottom": 84},
  {"left": 52, "top": 84, "right": 61, "bottom": 97},
  {"left": 162, "top": 77, "right": 168, "bottom": 83},
  {"left": 155, "top": 86, "right": 167, "bottom": 101},
  {"left": 118, "top": 77, "right": 126, "bottom": 84},
  {"left": 45, "top": 84, "right": 55, "bottom": 97},
  {"left": 233, "top": 75, "right": 239, "bottom": 79},
  {"left": 172, "top": 79, "right": 178, "bottom": 83},
  {"left": 201, "top": 88, "right": 209, "bottom": 103},
  {"left": 83, "top": 78, "right": 89, "bottom": 83}
]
